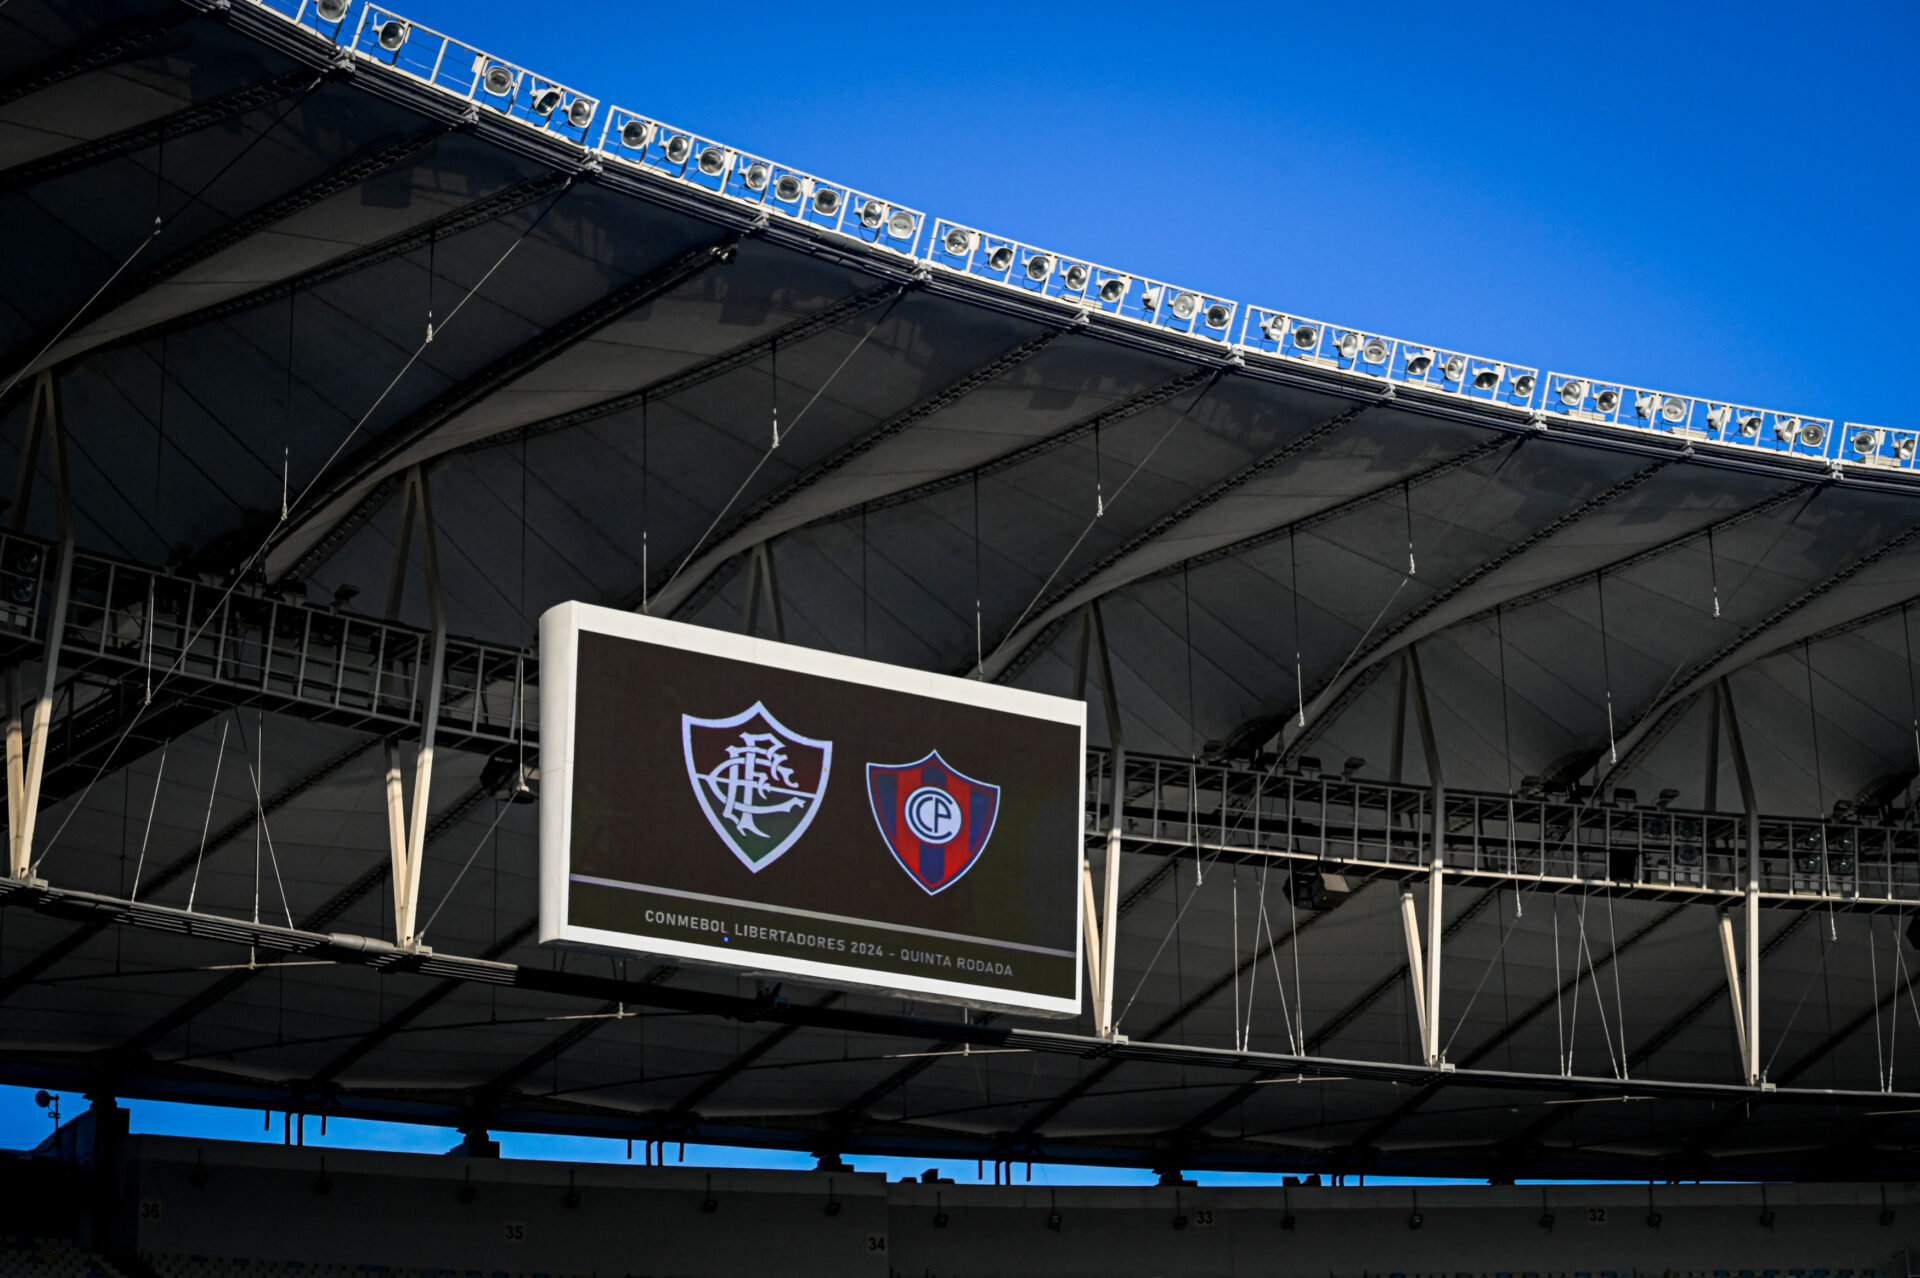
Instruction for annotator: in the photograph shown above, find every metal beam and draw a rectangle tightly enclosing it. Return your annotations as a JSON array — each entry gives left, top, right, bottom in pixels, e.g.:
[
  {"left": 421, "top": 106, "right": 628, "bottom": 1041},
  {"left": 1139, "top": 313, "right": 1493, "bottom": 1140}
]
[
  {"left": 0, "top": 68, "right": 318, "bottom": 195},
  {"left": 1602, "top": 512, "right": 1920, "bottom": 785},
  {"left": 479, "top": 964, "right": 677, "bottom": 1098},
  {"left": 459, "top": 283, "right": 907, "bottom": 458},
  {"left": 978, "top": 392, "right": 1362, "bottom": 683},
  {"left": 274, "top": 230, "right": 740, "bottom": 582},
  {"left": 308, "top": 918, "right": 537, "bottom": 1085},
  {"left": 1275, "top": 460, "right": 1668, "bottom": 765},
  {"left": 97, "top": 171, "right": 572, "bottom": 356},
  {"left": 667, "top": 990, "right": 842, "bottom": 1119},
  {"left": 641, "top": 325, "right": 1068, "bottom": 618},
  {"left": 5, "top": 121, "right": 447, "bottom": 385},
  {"left": 0, "top": 12, "right": 193, "bottom": 110}
]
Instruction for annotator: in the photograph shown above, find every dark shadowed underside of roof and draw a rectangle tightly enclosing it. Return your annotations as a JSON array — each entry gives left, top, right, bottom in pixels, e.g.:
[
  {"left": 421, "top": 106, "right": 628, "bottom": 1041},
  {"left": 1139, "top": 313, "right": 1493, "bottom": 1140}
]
[{"left": 3, "top": 0, "right": 1920, "bottom": 1181}]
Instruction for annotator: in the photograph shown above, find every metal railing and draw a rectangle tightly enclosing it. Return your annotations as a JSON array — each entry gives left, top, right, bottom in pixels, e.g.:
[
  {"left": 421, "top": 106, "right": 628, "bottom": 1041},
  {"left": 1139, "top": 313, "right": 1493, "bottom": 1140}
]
[
  {"left": 0, "top": 531, "right": 530, "bottom": 754},
  {"left": 1085, "top": 749, "right": 1920, "bottom": 909}
]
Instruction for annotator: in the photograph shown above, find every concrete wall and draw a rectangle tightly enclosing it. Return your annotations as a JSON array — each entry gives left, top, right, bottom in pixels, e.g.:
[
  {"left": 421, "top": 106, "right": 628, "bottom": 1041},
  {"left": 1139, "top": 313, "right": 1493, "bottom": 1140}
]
[{"left": 124, "top": 1138, "right": 1919, "bottom": 1278}]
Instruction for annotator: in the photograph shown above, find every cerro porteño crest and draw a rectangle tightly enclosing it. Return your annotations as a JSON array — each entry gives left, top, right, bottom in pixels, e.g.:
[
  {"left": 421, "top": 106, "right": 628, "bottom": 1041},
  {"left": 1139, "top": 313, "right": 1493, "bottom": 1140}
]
[
  {"left": 682, "top": 702, "right": 832, "bottom": 873},
  {"left": 866, "top": 751, "right": 1000, "bottom": 895}
]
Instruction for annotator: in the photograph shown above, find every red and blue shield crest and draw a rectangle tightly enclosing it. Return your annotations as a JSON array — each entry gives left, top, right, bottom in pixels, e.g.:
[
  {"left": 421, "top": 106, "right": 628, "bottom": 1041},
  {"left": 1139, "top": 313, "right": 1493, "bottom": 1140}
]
[{"left": 865, "top": 751, "right": 999, "bottom": 895}]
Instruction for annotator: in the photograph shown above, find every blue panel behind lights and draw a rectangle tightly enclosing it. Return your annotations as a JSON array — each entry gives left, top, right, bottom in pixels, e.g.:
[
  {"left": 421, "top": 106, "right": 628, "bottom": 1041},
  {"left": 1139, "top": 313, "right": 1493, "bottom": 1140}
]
[{"left": 266, "top": 0, "right": 1918, "bottom": 476}]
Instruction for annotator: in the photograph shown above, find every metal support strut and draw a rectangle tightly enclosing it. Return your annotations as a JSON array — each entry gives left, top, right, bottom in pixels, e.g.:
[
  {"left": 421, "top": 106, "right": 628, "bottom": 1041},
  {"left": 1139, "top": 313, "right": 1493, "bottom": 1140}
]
[
  {"left": 381, "top": 466, "right": 446, "bottom": 950},
  {"left": 8, "top": 370, "right": 73, "bottom": 882},
  {"left": 1716, "top": 678, "right": 1763, "bottom": 1085},
  {"left": 1406, "top": 646, "right": 1446, "bottom": 1066},
  {"left": 1075, "top": 602, "right": 1127, "bottom": 1039}
]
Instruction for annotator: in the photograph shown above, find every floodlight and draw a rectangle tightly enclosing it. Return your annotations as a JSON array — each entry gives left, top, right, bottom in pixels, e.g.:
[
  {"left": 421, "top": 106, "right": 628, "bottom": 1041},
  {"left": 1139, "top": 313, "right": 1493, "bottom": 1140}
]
[
  {"left": 1735, "top": 413, "right": 1762, "bottom": 437},
  {"left": 1099, "top": 277, "right": 1128, "bottom": 304},
  {"left": 698, "top": 147, "right": 728, "bottom": 177},
  {"left": 377, "top": 19, "right": 409, "bottom": 50},
  {"left": 1707, "top": 405, "right": 1732, "bottom": 431},
  {"left": 1063, "top": 263, "right": 1090, "bottom": 291},
  {"left": 1291, "top": 323, "right": 1318, "bottom": 349},
  {"left": 1559, "top": 379, "right": 1587, "bottom": 407},
  {"left": 664, "top": 134, "right": 692, "bottom": 164},
  {"left": 1661, "top": 396, "right": 1689, "bottom": 424},
  {"left": 1634, "top": 393, "right": 1658, "bottom": 420},
  {"left": 1472, "top": 366, "right": 1501, "bottom": 390},
  {"left": 886, "top": 209, "right": 916, "bottom": 240},
  {"left": 743, "top": 162, "right": 770, "bottom": 191},
  {"left": 1361, "top": 338, "right": 1389, "bottom": 365},
  {"left": 1260, "top": 315, "right": 1287, "bottom": 342},
  {"left": 1141, "top": 288, "right": 1161, "bottom": 311},
  {"left": 1854, "top": 428, "right": 1882, "bottom": 454},
  {"left": 1336, "top": 331, "right": 1362, "bottom": 360},
  {"left": 859, "top": 199, "right": 886, "bottom": 229},
  {"left": 1512, "top": 373, "right": 1535, "bottom": 398},
  {"left": 1594, "top": 388, "right": 1620, "bottom": 413},
  {"left": 1896, "top": 434, "right": 1916, "bottom": 461},
  {"left": 530, "top": 87, "right": 562, "bottom": 117},
  {"left": 1442, "top": 355, "right": 1466, "bottom": 382},
  {"left": 1405, "top": 348, "right": 1435, "bottom": 376},
  {"left": 1170, "top": 292, "right": 1200, "bottom": 321},
  {"left": 1026, "top": 253, "right": 1054, "bottom": 282},
  {"left": 812, "top": 187, "right": 841, "bottom": 216},
  {"left": 1206, "top": 303, "right": 1232, "bottom": 330},
  {"left": 621, "top": 119, "right": 652, "bottom": 150},
  {"left": 986, "top": 244, "right": 1014, "bottom": 272},
  {"left": 773, "top": 174, "right": 804, "bottom": 202},
  {"left": 566, "top": 98, "right": 593, "bottom": 129},
  {"left": 944, "top": 227, "right": 974, "bottom": 256},
  {"left": 482, "top": 64, "right": 514, "bottom": 96},
  {"left": 1801, "top": 421, "right": 1827, "bottom": 447},
  {"left": 314, "top": 0, "right": 349, "bottom": 20},
  {"left": 1774, "top": 417, "right": 1801, "bottom": 443}
]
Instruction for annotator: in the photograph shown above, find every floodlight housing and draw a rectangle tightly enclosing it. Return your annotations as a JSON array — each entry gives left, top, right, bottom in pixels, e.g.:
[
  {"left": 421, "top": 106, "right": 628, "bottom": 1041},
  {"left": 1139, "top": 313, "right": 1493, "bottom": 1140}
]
[
  {"left": 774, "top": 174, "right": 805, "bottom": 203},
  {"left": 1206, "top": 303, "right": 1232, "bottom": 330},
  {"left": 1559, "top": 379, "right": 1587, "bottom": 407},
  {"left": 1336, "top": 331, "right": 1362, "bottom": 360},
  {"left": 1260, "top": 315, "right": 1287, "bottom": 343},
  {"left": 1897, "top": 435, "right": 1917, "bottom": 461},
  {"left": 1661, "top": 396, "right": 1689, "bottom": 424},
  {"left": 698, "top": 147, "right": 728, "bottom": 177},
  {"left": 986, "top": 244, "right": 1015, "bottom": 272},
  {"left": 1801, "top": 421, "right": 1827, "bottom": 447},
  {"left": 1472, "top": 366, "right": 1500, "bottom": 390},
  {"left": 482, "top": 63, "right": 514, "bottom": 96},
  {"left": 1063, "top": 263, "right": 1090, "bottom": 292},
  {"left": 1512, "top": 373, "right": 1535, "bottom": 398},
  {"left": 943, "top": 228, "right": 974, "bottom": 257},
  {"left": 1594, "top": 388, "right": 1620, "bottom": 413},
  {"left": 1774, "top": 417, "right": 1801, "bottom": 443},
  {"left": 315, "top": 0, "right": 350, "bottom": 20},
  {"left": 1098, "top": 277, "right": 1129, "bottom": 305},
  {"left": 1738, "top": 414, "right": 1763, "bottom": 437},
  {"left": 1706, "top": 405, "right": 1732, "bottom": 431},
  {"left": 1291, "top": 323, "right": 1318, "bottom": 349},
  {"left": 743, "top": 162, "right": 770, "bottom": 192},
  {"left": 1853, "top": 428, "right": 1881, "bottom": 454},
  {"left": 1442, "top": 355, "right": 1466, "bottom": 382},
  {"left": 377, "top": 19, "right": 409, "bottom": 51},
  {"left": 1170, "top": 292, "right": 1199, "bottom": 321},
  {"left": 1026, "top": 253, "right": 1054, "bottom": 282},
  {"left": 620, "top": 119, "right": 651, "bottom": 150},
  {"left": 530, "top": 86, "right": 562, "bottom": 117},
  {"left": 859, "top": 199, "right": 886, "bottom": 229},
  {"left": 1361, "top": 338, "right": 1389, "bottom": 365},
  {"left": 812, "top": 187, "right": 841, "bottom": 216},
  {"left": 886, "top": 209, "right": 916, "bottom": 240},
  {"left": 1405, "top": 348, "right": 1435, "bottom": 376},
  {"left": 664, "top": 134, "right": 692, "bottom": 164},
  {"left": 566, "top": 98, "right": 594, "bottom": 129}
]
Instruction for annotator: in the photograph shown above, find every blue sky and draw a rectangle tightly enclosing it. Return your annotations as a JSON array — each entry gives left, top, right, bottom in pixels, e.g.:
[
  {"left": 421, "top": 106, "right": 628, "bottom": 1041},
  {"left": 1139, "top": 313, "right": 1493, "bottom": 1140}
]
[
  {"left": 9, "top": 0, "right": 1911, "bottom": 1181},
  {"left": 401, "top": 0, "right": 1920, "bottom": 430}
]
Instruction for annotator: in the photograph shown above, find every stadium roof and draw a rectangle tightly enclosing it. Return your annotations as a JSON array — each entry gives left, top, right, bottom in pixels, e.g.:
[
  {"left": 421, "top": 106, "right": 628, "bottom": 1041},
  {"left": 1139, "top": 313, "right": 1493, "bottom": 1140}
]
[{"left": 4, "top": 0, "right": 1920, "bottom": 1181}]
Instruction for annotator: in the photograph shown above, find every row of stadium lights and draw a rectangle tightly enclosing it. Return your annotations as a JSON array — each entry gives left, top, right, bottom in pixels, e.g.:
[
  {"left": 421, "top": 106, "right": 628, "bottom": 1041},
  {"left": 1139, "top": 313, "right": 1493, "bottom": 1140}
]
[{"left": 281, "top": 0, "right": 1914, "bottom": 474}]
